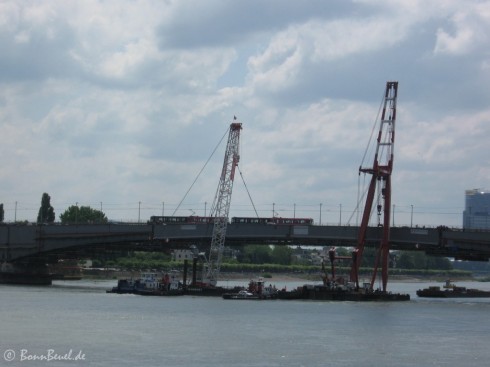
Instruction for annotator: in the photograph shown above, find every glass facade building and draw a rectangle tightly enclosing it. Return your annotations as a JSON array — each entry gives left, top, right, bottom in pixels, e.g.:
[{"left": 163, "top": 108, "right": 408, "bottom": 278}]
[{"left": 463, "top": 189, "right": 490, "bottom": 229}]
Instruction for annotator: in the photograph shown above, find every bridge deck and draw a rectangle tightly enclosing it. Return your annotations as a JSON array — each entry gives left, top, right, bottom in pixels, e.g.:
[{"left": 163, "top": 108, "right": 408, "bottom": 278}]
[{"left": 1, "top": 223, "right": 489, "bottom": 262}]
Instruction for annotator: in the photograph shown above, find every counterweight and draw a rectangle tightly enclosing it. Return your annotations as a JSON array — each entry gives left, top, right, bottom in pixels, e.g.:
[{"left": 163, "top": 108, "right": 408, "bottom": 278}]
[{"left": 204, "top": 120, "right": 242, "bottom": 286}]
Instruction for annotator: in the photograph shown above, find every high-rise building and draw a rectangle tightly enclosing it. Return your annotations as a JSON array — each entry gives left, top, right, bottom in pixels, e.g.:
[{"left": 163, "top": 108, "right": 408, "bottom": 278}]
[{"left": 463, "top": 189, "right": 490, "bottom": 229}]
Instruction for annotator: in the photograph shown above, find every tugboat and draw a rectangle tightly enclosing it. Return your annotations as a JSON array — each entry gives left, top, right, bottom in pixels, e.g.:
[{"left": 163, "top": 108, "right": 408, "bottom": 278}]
[
  {"left": 132, "top": 272, "right": 163, "bottom": 296},
  {"left": 107, "top": 272, "right": 184, "bottom": 296},
  {"left": 222, "top": 290, "right": 261, "bottom": 300},
  {"left": 135, "top": 272, "right": 184, "bottom": 296},
  {"left": 107, "top": 278, "right": 138, "bottom": 294},
  {"left": 417, "top": 280, "right": 490, "bottom": 298},
  {"left": 157, "top": 272, "right": 185, "bottom": 296},
  {"left": 222, "top": 279, "right": 278, "bottom": 300}
]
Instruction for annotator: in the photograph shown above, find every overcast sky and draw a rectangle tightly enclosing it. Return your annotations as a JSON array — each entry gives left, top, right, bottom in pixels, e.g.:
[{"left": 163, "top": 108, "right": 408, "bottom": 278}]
[{"left": 1, "top": 0, "right": 489, "bottom": 227}]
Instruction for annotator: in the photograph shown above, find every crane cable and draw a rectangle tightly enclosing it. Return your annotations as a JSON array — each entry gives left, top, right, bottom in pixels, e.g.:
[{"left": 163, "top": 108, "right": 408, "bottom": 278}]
[
  {"left": 237, "top": 165, "right": 259, "bottom": 218},
  {"left": 359, "top": 89, "right": 386, "bottom": 169},
  {"left": 350, "top": 88, "right": 388, "bottom": 225},
  {"left": 172, "top": 126, "right": 229, "bottom": 216},
  {"left": 348, "top": 173, "right": 368, "bottom": 226}
]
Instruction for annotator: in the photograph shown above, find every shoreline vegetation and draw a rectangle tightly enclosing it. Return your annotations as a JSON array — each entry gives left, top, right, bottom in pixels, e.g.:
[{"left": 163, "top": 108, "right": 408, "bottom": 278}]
[
  {"left": 72, "top": 249, "right": 488, "bottom": 283},
  {"left": 79, "top": 265, "right": 481, "bottom": 283}
]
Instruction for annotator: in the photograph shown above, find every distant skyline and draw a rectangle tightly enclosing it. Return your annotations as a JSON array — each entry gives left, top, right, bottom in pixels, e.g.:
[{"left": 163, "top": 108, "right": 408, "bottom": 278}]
[
  {"left": 1, "top": 1, "right": 490, "bottom": 227},
  {"left": 463, "top": 188, "right": 490, "bottom": 229}
]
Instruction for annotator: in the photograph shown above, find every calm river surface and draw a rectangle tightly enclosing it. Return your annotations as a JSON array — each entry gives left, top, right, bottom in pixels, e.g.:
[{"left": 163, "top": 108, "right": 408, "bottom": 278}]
[{"left": 1, "top": 279, "right": 490, "bottom": 366}]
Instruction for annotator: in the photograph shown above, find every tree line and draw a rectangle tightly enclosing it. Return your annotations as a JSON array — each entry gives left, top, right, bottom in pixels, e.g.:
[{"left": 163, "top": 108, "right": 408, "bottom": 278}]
[
  {"left": 92, "top": 246, "right": 452, "bottom": 272},
  {"left": 0, "top": 192, "right": 107, "bottom": 224},
  {"left": 229, "top": 244, "right": 451, "bottom": 270}
]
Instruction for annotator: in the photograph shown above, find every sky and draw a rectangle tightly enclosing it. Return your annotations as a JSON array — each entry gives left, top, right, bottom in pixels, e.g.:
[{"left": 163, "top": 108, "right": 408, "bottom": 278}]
[{"left": 1, "top": 0, "right": 490, "bottom": 227}]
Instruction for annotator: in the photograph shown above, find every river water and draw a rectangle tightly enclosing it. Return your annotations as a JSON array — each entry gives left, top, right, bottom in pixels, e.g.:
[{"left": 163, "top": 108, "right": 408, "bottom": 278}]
[{"left": 1, "top": 279, "right": 490, "bottom": 367}]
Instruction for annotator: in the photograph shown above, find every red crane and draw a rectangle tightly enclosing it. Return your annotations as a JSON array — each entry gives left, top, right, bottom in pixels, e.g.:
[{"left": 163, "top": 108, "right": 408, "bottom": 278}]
[{"left": 350, "top": 81, "right": 398, "bottom": 292}]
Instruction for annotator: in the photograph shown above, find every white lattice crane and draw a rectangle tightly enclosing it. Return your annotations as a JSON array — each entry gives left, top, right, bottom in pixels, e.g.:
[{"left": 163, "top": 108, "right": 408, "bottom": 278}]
[{"left": 202, "top": 119, "right": 242, "bottom": 286}]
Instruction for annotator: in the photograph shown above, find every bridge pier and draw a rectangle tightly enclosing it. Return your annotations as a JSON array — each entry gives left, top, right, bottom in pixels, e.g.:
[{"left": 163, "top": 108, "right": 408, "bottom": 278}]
[{"left": 0, "top": 260, "right": 52, "bottom": 285}]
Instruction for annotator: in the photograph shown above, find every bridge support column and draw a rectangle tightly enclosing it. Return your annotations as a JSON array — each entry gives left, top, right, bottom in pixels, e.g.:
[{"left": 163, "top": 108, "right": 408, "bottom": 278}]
[{"left": 0, "top": 260, "right": 52, "bottom": 285}]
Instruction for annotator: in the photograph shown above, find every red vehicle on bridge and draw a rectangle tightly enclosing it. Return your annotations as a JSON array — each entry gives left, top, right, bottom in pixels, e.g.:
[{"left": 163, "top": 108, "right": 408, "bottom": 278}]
[
  {"left": 149, "top": 216, "right": 215, "bottom": 224},
  {"left": 231, "top": 217, "right": 313, "bottom": 225}
]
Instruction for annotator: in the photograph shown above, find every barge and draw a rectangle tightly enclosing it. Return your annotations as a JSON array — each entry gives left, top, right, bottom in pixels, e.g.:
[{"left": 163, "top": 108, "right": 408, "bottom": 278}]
[
  {"left": 222, "top": 278, "right": 410, "bottom": 302},
  {"left": 298, "top": 283, "right": 410, "bottom": 301},
  {"left": 417, "top": 280, "right": 490, "bottom": 298}
]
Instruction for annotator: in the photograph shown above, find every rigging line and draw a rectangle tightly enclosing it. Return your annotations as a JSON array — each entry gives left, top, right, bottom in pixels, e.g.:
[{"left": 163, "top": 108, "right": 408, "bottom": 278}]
[
  {"left": 237, "top": 165, "right": 259, "bottom": 218},
  {"left": 172, "top": 126, "right": 230, "bottom": 216},
  {"left": 359, "top": 89, "right": 386, "bottom": 169},
  {"left": 356, "top": 172, "right": 361, "bottom": 226},
  {"left": 348, "top": 172, "right": 370, "bottom": 226}
]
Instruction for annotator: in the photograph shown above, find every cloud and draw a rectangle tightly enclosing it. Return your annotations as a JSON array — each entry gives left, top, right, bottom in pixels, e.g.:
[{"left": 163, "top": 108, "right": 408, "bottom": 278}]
[
  {"left": 158, "top": 0, "right": 357, "bottom": 49},
  {"left": 1, "top": 0, "right": 490, "bottom": 228},
  {"left": 434, "top": 7, "right": 490, "bottom": 55}
]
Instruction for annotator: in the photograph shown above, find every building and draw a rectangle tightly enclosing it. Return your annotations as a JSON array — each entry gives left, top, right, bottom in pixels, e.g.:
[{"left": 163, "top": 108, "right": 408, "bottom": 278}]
[
  {"left": 463, "top": 189, "right": 490, "bottom": 229},
  {"left": 171, "top": 247, "right": 239, "bottom": 262},
  {"left": 171, "top": 249, "right": 194, "bottom": 262},
  {"left": 292, "top": 246, "right": 323, "bottom": 265}
]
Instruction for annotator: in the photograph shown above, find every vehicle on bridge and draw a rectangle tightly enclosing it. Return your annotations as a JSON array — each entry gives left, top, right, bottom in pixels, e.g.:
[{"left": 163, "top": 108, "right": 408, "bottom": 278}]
[
  {"left": 149, "top": 215, "right": 314, "bottom": 226},
  {"left": 231, "top": 217, "right": 314, "bottom": 225},
  {"left": 149, "top": 216, "right": 216, "bottom": 224}
]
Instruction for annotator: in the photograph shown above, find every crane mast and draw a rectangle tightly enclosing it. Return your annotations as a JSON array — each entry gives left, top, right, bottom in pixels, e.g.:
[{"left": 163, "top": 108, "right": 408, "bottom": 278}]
[
  {"left": 204, "top": 120, "right": 242, "bottom": 286},
  {"left": 351, "top": 81, "right": 398, "bottom": 292}
]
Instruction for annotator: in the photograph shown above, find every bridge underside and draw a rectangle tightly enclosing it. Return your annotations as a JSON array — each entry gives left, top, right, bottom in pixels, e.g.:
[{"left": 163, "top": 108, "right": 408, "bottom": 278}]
[{"left": 1, "top": 223, "right": 489, "bottom": 266}]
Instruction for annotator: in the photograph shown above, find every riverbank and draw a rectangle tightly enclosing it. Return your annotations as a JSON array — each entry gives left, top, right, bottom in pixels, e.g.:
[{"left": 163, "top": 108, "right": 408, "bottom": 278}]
[
  {"left": 79, "top": 268, "right": 480, "bottom": 283},
  {"left": 221, "top": 273, "right": 478, "bottom": 283}
]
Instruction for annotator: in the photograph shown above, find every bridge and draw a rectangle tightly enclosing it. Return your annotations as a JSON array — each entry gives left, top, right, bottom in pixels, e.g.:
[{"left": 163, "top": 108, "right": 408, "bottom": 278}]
[
  {"left": 3, "top": 83, "right": 489, "bottom": 284},
  {"left": 2, "top": 222, "right": 490, "bottom": 265}
]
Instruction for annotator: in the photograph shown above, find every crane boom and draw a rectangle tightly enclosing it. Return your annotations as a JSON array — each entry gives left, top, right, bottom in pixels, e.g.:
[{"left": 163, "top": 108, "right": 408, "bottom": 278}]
[
  {"left": 204, "top": 120, "right": 242, "bottom": 286},
  {"left": 351, "top": 81, "right": 398, "bottom": 292}
]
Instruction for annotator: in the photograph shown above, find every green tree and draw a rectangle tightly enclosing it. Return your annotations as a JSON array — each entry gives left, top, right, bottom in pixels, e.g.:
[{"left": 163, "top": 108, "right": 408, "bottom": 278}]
[
  {"left": 335, "top": 247, "right": 351, "bottom": 257},
  {"left": 271, "top": 245, "right": 293, "bottom": 265},
  {"left": 60, "top": 205, "right": 108, "bottom": 224},
  {"left": 355, "top": 247, "right": 377, "bottom": 268},
  {"left": 37, "top": 193, "right": 55, "bottom": 223},
  {"left": 395, "top": 251, "right": 453, "bottom": 270},
  {"left": 427, "top": 256, "right": 452, "bottom": 270},
  {"left": 241, "top": 245, "right": 272, "bottom": 264},
  {"left": 396, "top": 252, "right": 415, "bottom": 269},
  {"left": 0, "top": 203, "right": 4, "bottom": 222}
]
